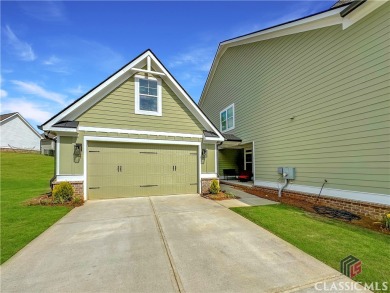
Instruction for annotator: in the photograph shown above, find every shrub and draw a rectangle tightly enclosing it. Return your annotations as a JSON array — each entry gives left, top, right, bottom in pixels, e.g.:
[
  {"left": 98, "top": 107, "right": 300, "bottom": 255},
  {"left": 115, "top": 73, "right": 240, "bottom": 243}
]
[
  {"left": 72, "top": 196, "right": 84, "bottom": 206},
  {"left": 52, "top": 182, "right": 74, "bottom": 204},
  {"left": 209, "top": 179, "right": 221, "bottom": 194}
]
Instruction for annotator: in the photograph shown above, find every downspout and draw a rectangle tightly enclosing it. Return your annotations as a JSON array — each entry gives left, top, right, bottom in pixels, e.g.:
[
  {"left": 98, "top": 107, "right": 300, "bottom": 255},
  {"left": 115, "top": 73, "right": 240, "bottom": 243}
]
[{"left": 278, "top": 177, "right": 289, "bottom": 198}]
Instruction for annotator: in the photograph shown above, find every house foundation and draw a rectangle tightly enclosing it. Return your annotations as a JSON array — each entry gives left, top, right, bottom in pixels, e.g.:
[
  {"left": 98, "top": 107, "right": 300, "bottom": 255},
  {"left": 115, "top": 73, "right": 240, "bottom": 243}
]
[{"left": 223, "top": 181, "right": 390, "bottom": 221}]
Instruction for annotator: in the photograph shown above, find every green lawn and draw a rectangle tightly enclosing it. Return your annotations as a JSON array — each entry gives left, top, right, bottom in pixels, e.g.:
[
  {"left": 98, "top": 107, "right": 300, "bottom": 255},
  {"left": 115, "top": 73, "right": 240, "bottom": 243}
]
[
  {"left": 1, "top": 152, "right": 72, "bottom": 264},
  {"left": 232, "top": 204, "right": 390, "bottom": 290}
]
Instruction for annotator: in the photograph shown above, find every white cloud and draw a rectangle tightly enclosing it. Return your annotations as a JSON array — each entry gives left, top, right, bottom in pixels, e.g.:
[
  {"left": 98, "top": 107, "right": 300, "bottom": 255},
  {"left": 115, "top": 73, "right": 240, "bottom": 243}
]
[
  {"left": 0, "top": 89, "right": 8, "bottom": 98},
  {"left": 79, "top": 40, "right": 124, "bottom": 72},
  {"left": 18, "top": 1, "right": 66, "bottom": 22},
  {"left": 42, "top": 55, "right": 70, "bottom": 74},
  {"left": 67, "top": 85, "right": 85, "bottom": 96},
  {"left": 1, "top": 99, "right": 53, "bottom": 124},
  {"left": 3, "top": 25, "right": 37, "bottom": 61},
  {"left": 169, "top": 47, "right": 214, "bottom": 72},
  {"left": 11, "top": 80, "right": 67, "bottom": 106},
  {"left": 43, "top": 55, "right": 61, "bottom": 65}
]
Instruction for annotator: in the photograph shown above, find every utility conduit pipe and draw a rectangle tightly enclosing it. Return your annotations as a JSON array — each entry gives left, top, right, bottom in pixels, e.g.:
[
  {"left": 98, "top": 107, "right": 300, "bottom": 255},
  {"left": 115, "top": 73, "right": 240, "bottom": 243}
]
[{"left": 278, "top": 177, "right": 289, "bottom": 198}]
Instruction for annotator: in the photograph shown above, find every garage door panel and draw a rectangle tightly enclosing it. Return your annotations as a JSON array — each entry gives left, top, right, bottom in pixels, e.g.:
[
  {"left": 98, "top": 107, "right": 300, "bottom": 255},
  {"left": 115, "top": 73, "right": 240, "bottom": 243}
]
[{"left": 87, "top": 142, "right": 198, "bottom": 199}]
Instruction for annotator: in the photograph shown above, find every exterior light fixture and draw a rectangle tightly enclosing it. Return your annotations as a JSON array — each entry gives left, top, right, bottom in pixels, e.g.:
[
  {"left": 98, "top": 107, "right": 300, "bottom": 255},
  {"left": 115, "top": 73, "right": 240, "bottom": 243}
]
[{"left": 74, "top": 143, "right": 82, "bottom": 156}]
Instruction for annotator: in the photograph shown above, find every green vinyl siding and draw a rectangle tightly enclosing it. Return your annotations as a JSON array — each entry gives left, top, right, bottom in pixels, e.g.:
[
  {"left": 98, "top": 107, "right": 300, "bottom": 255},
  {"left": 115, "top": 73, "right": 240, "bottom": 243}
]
[
  {"left": 59, "top": 136, "right": 83, "bottom": 175},
  {"left": 218, "top": 149, "right": 243, "bottom": 177},
  {"left": 77, "top": 74, "right": 204, "bottom": 134},
  {"left": 201, "top": 143, "right": 216, "bottom": 173},
  {"left": 200, "top": 3, "right": 390, "bottom": 195}
]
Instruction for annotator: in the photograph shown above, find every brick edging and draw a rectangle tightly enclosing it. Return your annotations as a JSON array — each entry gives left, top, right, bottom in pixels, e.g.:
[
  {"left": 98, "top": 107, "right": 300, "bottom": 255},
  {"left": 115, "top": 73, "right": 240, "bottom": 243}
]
[
  {"left": 52, "top": 181, "right": 84, "bottom": 198},
  {"left": 223, "top": 181, "right": 390, "bottom": 221}
]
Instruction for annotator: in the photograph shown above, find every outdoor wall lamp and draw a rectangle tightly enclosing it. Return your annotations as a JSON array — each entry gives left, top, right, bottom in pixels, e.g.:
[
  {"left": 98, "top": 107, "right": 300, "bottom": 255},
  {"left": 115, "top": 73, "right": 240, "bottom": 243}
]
[
  {"left": 201, "top": 148, "right": 208, "bottom": 159},
  {"left": 74, "top": 143, "right": 82, "bottom": 156}
]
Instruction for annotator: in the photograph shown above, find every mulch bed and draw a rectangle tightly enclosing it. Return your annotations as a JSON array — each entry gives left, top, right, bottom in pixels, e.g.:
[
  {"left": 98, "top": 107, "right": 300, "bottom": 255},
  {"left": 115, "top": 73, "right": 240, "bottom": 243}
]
[
  {"left": 24, "top": 193, "right": 84, "bottom": 207},
  {"left": 202, "top": 191, "right": 240, "bottom": 201},
  {"left": 226, "top": 184, "right": 390, "bottom": 234}
]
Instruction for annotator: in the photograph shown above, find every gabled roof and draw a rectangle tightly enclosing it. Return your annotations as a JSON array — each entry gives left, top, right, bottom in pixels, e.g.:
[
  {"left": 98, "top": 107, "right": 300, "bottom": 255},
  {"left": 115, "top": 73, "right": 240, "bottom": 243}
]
[
  {"left": 40, "top": 49, "right": 224, "bottom": 141},
  {"left": 198, "top": 0, "right": 382, "bottom": 106},
  {"left": 0, "top": 112, "right": 42, "bottom": 138},
  {"left": 0, "top": 112, "right": 17, "bottom": 122}
]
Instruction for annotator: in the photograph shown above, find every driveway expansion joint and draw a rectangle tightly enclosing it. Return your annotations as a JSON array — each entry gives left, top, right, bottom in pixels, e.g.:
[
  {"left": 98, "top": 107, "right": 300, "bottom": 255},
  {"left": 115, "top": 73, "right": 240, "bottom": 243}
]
[{"left": 149, "top": 197, "right": 184, "bottom": 293}]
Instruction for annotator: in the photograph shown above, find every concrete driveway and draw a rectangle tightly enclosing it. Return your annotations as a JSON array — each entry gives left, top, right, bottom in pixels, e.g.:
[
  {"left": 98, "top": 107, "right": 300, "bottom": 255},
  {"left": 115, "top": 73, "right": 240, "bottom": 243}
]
[{"left": 1, "top": 195, "right": 365, "bottom": 293}]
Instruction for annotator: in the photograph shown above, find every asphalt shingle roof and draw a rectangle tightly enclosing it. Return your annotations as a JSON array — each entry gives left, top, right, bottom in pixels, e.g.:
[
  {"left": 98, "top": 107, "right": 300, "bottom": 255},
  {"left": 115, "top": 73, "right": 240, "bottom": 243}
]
[{"left": 0, "top": 112, "right": 17, "bottom": 122}]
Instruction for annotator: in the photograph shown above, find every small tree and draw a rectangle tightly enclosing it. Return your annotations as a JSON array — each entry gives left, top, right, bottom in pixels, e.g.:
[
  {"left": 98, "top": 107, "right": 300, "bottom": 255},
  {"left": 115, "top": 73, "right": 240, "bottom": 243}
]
[
  {"left": 209, "top": 179, "right": 221, "bottom": 194},
  {"left": 52, "top": 182, "right": 74, "bottom": 204}
]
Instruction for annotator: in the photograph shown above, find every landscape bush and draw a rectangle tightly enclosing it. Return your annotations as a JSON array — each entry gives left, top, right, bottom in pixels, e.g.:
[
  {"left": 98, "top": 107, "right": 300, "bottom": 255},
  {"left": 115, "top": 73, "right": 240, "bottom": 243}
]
[
  {"left": 209, "top": 179, "right": 221, "bottom": 194},
  {"left": 52, "top": 182, "right": 74, "bottom": 204}
]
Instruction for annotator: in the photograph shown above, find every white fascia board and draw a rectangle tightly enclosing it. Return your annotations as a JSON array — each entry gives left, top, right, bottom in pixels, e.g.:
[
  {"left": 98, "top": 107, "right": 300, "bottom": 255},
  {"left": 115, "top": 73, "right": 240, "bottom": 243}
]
[
  {"left": 221, "top": 7, "right": 344, "bottom": 47},
  {"left": 203, "top": 136, "right": 223, "bottom": 142},
  {"left": 342, "top": 0, "right": 386, "bottom": 29},
  {"left": 254, "top": 180, "right": 390, "bottom": 206},
  {"left": 44, "top": 127, "right": 78, "bottom": 135},
  {"left": 84, "top": 135, "right": 201, "bottom": 146},
  {"left": 199, "top": 7, "right": 344, "bottom": 106},
  {"left": 79, "top": 126, "right": 202, "bottom": 138},
  {"left": 147, "top": 53, "right": 225, "bottom": 141},
  {"left": 41, "top": 51, "right": 151, "bottom": 129}
]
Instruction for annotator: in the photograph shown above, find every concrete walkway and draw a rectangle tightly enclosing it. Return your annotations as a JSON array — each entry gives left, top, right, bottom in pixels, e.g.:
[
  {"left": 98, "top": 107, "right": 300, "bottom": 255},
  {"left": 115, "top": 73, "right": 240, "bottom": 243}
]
[
  {"left": 217, "top": 184, "right": 278, "bottom": 208},
  {"left": 1, "top": 195, "right": 366, "bottom": 293}
]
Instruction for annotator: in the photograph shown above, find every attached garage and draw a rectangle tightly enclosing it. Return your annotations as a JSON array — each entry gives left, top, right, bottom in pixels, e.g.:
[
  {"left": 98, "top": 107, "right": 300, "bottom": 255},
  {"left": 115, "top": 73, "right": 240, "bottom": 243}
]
[
  {"left": 40, "top": 50, "right": 224, "bottom": 200},
  {"left": 87, "top": 141, "right": 199, "bottom": 199}
]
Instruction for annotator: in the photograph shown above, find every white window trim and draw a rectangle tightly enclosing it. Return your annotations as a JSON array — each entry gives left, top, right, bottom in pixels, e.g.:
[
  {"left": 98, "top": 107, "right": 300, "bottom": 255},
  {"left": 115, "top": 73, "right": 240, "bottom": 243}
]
[
  {"left": 220, "top": 103, "right": 235, "bottom": 133},
  {"left": 134, "top": 75, "right": 162, "bottom": 116}
]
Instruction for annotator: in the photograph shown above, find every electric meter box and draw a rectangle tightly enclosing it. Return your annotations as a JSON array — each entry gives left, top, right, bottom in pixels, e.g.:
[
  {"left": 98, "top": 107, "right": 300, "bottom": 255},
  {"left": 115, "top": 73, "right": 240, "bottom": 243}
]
[{"left": 283, "top": 167, "right": 296, "bottom": 179}]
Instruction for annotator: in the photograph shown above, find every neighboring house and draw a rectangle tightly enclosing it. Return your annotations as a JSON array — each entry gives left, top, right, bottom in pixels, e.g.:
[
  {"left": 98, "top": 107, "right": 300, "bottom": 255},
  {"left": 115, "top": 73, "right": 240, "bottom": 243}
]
[
  {"left": 199, "top": 0, "right": 390, "bottom": 214},
  {"left": 40, "top": 50, "right": 224, "bottom": 200},
  {"left": 40, "top": 133, "right": 56, "bottom": 155},
  {"left": 0, "top": 112, "right": 41, "bottom": 151}
]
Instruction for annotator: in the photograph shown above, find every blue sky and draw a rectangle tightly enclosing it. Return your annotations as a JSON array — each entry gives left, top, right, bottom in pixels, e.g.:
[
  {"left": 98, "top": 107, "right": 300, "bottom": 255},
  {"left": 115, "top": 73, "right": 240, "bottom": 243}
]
[{"left": 1, "top": 1, "right": 335, "bottom": 129}]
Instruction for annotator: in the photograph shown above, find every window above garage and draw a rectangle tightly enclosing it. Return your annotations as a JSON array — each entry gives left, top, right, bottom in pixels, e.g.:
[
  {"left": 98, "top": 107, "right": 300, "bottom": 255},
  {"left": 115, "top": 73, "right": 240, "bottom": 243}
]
[{"left": 135, "top": 75, "right": 162, "bottom": 116}]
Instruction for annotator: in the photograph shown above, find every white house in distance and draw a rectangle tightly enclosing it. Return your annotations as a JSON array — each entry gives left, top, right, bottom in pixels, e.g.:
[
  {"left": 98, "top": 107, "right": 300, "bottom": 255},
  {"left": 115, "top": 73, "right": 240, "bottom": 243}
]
[{"left": 0, "top": 112, "right": 41, "bottom": 151}]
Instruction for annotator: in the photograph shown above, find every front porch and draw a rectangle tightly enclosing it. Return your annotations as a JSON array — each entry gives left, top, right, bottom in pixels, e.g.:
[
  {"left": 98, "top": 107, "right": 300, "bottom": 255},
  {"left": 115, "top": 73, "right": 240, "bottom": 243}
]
[
  {"left": 220, "top": 179, "right": 253, "bottom": 188},
  {"left": 218, "top": 139, "right": 254, "bottom": 184}
]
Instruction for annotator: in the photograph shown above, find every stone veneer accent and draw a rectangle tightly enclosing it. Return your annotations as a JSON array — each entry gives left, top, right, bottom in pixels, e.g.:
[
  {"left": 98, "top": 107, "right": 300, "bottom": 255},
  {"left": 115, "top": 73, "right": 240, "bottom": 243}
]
[
  {"left": 223, "top": 181, "right": 390, "bottom": 221},
  {"left": 52, "top": 181, "right": 84, "bottom": 199},
  {"left": 201, "top": 178, "right": 219, "bottom": 194}
]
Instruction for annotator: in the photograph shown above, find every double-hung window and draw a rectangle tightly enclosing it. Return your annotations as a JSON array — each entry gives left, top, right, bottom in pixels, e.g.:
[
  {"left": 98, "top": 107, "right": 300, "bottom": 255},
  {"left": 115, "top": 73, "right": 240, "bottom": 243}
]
[
  {"left": 220, "top": 104, "right": 235, "bottom": 132},
  {"left": 135, "top": 75, "right": 162, "bottom": 116}
]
